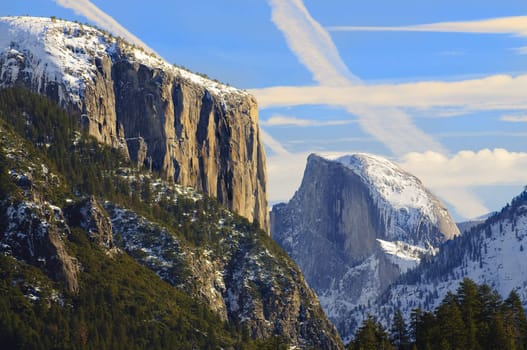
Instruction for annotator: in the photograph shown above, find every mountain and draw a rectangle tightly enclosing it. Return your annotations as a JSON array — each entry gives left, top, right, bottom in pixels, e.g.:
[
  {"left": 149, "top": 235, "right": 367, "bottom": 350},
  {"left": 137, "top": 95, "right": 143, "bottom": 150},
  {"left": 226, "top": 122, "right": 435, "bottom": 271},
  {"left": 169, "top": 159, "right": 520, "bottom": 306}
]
[
  {"left": 360, "top": 188, "right": 527, "bottom": 334},
  {"left": 0, "top": 16, "right": 268, "bottom": 232},
  {"left": 0, "top": 88, "right": 343, "bottom": 348},
  {"left": 271, "top": 153, "right": 460, "bottom": 341}
]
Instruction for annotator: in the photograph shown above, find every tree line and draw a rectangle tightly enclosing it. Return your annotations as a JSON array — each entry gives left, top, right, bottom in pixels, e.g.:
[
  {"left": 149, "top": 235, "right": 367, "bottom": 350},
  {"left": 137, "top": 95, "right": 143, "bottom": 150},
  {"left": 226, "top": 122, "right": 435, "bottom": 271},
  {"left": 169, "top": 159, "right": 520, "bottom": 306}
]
[{"left": 349, "top": 278, "right": 527, "bottom": 350}]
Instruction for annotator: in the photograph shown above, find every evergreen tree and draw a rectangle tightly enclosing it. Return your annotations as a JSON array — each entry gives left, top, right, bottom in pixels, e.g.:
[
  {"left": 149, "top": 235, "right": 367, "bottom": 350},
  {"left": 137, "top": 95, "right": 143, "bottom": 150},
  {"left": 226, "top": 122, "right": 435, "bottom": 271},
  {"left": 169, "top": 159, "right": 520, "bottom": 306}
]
[
  {"left": 456, "top": 278, "right": 479, "bottom": 350},
  {"left": 390, "top": 309, "right": 410, "bottom": 350},
  {"left": 505, "top": 290, "right": 527, "bottom": 349},
  {"left": 353, "top": 316, "right": 393, "bottom": 350},
  {"left": 436, "top": 292, "right": 467, "bottom": 350}
]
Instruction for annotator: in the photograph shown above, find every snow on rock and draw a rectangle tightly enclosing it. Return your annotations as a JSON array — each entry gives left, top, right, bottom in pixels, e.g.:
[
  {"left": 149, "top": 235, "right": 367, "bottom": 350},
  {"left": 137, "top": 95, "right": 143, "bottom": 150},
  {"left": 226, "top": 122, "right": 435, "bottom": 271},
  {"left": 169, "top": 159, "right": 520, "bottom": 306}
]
[
  {"left": 0, "top": 16, "right": 247, "bottom": 107},
  {"left": 334, "top": 153, "right": 459, "bottom": 245},
  {"left": 271, "top": 153, "right": 460, "bottom": 342},
  {"left": 376, "top": 238, "right": 435, "bottom": 274},
  {"left": 354, "top": 190, "right": 527, "bottom": 339}
]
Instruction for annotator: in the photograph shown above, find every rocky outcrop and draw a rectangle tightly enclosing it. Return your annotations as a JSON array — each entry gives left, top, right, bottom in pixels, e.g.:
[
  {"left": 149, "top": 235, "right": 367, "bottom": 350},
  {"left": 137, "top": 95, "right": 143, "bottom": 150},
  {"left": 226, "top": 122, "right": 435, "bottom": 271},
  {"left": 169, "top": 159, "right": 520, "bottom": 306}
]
[
  {"left": 65, "top": 196, "right": 115, "bottom": 250},
  {"left": 0, "top": 196, "right": 79, "bottom": 293},
  {"left": 105, "top": 203, "right": 343, "bottom": 349},
  {"left": 0, "top": 16, "right": 268, "bottom": 231},
  {"left": 0, "top": 87, "right": 342, "bottom": 348},
  {"left": 271, "top": 153, "right": 460, "bottom": 341}
]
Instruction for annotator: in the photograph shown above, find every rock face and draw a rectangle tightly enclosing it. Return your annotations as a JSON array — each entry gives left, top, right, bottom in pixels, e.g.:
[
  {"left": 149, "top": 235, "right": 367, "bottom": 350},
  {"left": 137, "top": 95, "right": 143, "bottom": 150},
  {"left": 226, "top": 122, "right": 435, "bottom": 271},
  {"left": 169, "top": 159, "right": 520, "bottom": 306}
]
[
  {"left": 105, "top": 203, "right": 343, "bottom": 349},
  {"left": 0, "top": 134, "right": 79, "bottom": 293},
  {"left": 0, "top": 91, "right": 342, "bottom": 349},
  {"left": 65, "top": 196, "right": 115, "bottom": 250},
  {"left": 0, "top": 16, "right": 268, "bottom": 231},
  {"left": 364, "top": 189, "right": 527, "bottom": 335},
  {"left": 271, "top": 153, "right": 460, "bottom": 341}
]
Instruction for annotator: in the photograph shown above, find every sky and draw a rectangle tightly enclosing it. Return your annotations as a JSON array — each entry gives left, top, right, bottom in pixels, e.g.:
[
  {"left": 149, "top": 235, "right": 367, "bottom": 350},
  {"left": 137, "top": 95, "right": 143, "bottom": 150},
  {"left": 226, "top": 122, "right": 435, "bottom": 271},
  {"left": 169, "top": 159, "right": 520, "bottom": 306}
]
[{"left": 2, "top": 0, "right": 527, "bottom": 220}]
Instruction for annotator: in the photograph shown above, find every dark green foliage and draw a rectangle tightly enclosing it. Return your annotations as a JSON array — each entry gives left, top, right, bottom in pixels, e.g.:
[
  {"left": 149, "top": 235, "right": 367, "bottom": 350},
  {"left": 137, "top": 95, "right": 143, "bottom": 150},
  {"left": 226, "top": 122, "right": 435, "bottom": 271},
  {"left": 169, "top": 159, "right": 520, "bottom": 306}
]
[
  {"left": 391, "top": 309, "right": 410, "bottom": 350},
  {"left": 0, "top": 87, "right": 130, "bottom": 204},
  {"left": 349, "top": 279, "right": 527, "bottom": 350},
  {"left": 505, "top": 290, "right": 527, "bottom": 348},
  {"left": 0, "top": 87, "right": 293, "bottom": 348},
  {"left": 349, "top": 316, "right": 393, "bottom": 350},
  {"left": 0, "top": 236, "right": 280, "bottom": 349},
  {"left": 410, "top": 278, "right": 527, "bottom": 350}
]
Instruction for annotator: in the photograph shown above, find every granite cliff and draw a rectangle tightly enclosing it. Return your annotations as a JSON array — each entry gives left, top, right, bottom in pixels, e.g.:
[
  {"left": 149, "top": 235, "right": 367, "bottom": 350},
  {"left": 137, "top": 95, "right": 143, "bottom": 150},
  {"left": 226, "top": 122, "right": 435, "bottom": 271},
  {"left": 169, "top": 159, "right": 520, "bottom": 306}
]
[
  {"left": 271, "top": 153, "right": 460, "bottom": 341},
  {"left": 0, "top": 89, "right": 343, "bottom": 348},
  {"left": 0, "top": 16, "right": 268, "bottom": 231}
]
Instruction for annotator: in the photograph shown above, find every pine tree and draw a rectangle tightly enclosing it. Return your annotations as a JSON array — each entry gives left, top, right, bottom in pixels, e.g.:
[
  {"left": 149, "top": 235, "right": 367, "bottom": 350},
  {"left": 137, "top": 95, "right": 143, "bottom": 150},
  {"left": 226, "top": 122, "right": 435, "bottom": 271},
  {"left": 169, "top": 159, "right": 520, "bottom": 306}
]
[
  {"left": 353, "top": 316, "right": 393, "bottom": 350},
  {"left": 505, "top": 290, "right": 527, "bottom": 349},
  {"left": 456, "top": 278, "right": 479, "bottom": 350},
  {"left": 390, "top": 309, "right": 410, "bottom": 350},
  {"left": 436, "top": 292, "right": 467, "bottom": 350}
]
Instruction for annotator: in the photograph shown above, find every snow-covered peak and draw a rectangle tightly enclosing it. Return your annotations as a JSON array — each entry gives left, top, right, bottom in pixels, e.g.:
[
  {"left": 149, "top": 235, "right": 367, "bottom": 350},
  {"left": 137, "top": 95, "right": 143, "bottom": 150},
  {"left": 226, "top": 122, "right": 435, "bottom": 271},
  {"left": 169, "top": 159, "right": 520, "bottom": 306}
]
[
  {"left": 0, "top": 16, "right": 247, "bottom": 105},
  {"left": 336, "top": 153, "right": 431, "bottom": 213},
  {"left": 316, "top": 152, "right": 459, "bottom": 244}
]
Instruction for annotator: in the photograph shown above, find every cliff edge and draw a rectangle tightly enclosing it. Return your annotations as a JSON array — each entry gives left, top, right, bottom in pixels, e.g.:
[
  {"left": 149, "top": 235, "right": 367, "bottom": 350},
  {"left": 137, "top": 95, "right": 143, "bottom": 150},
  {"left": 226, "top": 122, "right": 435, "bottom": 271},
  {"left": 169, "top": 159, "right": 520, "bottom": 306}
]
[{"left": 0, "top": 16, "right": 268, "bottom": 231}]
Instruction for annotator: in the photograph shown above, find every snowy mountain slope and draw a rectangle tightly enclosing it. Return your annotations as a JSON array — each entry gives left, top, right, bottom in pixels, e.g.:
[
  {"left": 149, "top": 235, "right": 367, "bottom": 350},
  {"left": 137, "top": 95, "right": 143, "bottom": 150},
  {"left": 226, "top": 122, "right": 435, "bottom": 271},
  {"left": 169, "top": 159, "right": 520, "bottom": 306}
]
[
  {"left": 0, "top": 16, "right": 269, "bottom": 232},
  {"left": 271, "top": 153, "right": 459, "bottom": 341},
  {"left": 0, "top": 16, "right": 244, "bottom": 106},
  {"left": 358, "top": 189, "right": 527, "bottom": 338},
  {"left": 0, "top": 89, "right": 342, "bottom": 349},
  {"left": 335, "top": 153, "right": 459, "bottom": 245}
]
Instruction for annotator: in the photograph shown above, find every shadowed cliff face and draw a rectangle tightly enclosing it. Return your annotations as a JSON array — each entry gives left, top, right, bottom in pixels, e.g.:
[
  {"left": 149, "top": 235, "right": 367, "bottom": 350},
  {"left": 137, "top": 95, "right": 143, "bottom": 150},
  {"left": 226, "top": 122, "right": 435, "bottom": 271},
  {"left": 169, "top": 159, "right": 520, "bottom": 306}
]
[
  {"left": 271, "top": 154, "right": 459, "bottom": 340},
  {"left": 0, "top": 17, "right": 268, "bottom": 232}
]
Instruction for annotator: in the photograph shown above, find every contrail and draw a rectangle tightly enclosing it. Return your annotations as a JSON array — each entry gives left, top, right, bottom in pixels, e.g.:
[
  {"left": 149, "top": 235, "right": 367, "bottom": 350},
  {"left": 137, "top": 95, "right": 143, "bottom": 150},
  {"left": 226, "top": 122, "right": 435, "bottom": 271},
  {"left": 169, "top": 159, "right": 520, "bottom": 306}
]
[{"left": 53, "top": 0, "right": 158, "bottom": 56}]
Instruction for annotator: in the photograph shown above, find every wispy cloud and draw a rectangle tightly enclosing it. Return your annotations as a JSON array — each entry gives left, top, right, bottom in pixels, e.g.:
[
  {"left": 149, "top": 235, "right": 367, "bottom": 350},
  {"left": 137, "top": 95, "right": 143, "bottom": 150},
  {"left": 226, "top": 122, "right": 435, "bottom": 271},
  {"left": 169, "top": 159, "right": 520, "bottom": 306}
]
[
  {"left": 328, "top": 16, "right": 527, "bottom": 56},
  {"left": 268, "top": 0, "right": 358, "bottom": 86},
  {"left": 327, "top": 16, "right": 527, "bottom": 36},
  {"left": 251, "top": 74, "right": 527, "bottom": 111},
  {"left": 53, "top": 0, "right": 156, "bottom": 55},
  {"left": 500, "top": 114, "right": 527, "bottom": 122},
  {"left": 400, "top": 148, "right": 527, "bottom": 217},
  {"left": 259, "top": 128, "right": 290, "bottom": 156},
  {"left": 262, "top": 2, "right": 527, "bottom": 217},
  {"left": 266, "top": 0, "right": 445, "bottom": 155},
  {"left": 261, "top": 114, "right": 356, "bottom": 127},
  {"left": 266, "top": 151, "right": 312, "bottom": 203},
  {"left": 436, "top": 131, "right": 527, "bottom": 138}
]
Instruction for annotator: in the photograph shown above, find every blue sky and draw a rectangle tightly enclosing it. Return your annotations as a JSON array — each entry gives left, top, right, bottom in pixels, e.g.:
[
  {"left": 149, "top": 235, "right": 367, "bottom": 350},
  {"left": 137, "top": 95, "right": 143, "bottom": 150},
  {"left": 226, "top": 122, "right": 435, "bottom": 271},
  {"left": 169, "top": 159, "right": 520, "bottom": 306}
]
[{"left": 2, "top": 0, "right": 527, "bottom": 220}]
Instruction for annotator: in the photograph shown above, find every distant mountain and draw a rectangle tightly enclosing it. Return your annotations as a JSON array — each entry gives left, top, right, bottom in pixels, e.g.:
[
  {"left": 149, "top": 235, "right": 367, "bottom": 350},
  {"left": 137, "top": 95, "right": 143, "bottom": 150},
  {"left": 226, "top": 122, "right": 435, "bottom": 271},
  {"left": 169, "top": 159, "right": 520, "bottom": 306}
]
[
  {"left": 457, "top": 212, "right": 496, "bottom": 234},
  {"left": 0, "top": 85, "right": 342, "bottom": 347},
  {"left": 271, "top": 153, "right": 459, "bottom": 341},
  {"left": 361, "top": 188, "right": 527, "bottom": 334},
  {"left": 0, "top": 15, "right": 268, "bottom": 232}
]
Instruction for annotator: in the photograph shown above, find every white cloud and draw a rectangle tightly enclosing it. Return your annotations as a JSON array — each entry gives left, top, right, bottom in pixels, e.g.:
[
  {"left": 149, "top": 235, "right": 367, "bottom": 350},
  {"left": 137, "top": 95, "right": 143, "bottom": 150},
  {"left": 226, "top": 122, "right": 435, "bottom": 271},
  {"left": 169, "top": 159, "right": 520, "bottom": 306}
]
[
  {"left": 431, "top": 188, "right": 490, "bottom": 220},
  {"left": 400, "top": 148, "right": 527, "bottom": 188},
  {"left": 437, "top": 131, "right": 527, "bottom": 138},
  {"left": 261, "top": 114, "right": 355, "bottom": 127},
  {"left": 327, "top": 16, "right": 527, "bottom": 36},
  {"left": 266, "top": 0, "right": 445, "bottom": 156},
  {"left": 260, "top": 128, "right": 290, "bottom": 156},
  {"left": 53, "top": 0, "right": 156, "bottom": 55},
  {"left": 399, "top": 149, "right": 527, "bottom": 217},
  {"left": 500, "top": 114, "right": 527, "bottom": 122},
  {"left": 266, "top": 151, "right": 312, "bottom": 204},
  {"left": 268, "top": 0, "right": 358, "bottom": 86},
  {"left": 251, "top": 74, "right": 527, "bottom": 111}
]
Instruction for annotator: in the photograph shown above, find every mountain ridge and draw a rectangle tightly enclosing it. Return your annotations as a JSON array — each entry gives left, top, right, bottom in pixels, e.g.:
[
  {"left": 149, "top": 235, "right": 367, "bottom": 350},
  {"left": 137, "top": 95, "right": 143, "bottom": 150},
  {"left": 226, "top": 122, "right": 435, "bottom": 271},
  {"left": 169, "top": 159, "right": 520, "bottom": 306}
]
[
  {"left": 0, "top": 15, "right": 269, "bottom": 232},
  {"left": 271, "top": 153, "right": 460, "bottom": 341},
  {"left": 0, "top": 88, "right": 343, "bottom": 348}
]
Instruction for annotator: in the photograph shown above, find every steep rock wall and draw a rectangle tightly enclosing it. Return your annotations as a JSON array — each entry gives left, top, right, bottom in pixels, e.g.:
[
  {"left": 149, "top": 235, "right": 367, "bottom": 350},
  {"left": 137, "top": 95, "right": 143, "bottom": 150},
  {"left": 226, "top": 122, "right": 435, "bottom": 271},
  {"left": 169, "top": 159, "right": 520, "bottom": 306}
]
[
  {"left": 271, "top": 154, "right": 459, "bottom": 340},
  {"left": 0, "top": 17, "right": 268, "bottom": 231}
]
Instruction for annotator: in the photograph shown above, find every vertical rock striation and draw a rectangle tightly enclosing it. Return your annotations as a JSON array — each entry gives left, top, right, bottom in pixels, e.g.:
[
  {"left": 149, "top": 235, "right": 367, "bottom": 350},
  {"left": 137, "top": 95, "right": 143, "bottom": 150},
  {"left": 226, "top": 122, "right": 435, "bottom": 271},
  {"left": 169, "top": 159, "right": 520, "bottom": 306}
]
[
  {"left": 0, "top": 16, "right": 268, "bottom": 231},
  {"left": 271, "top": 153, "right": 460, "bottom": 340}
]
